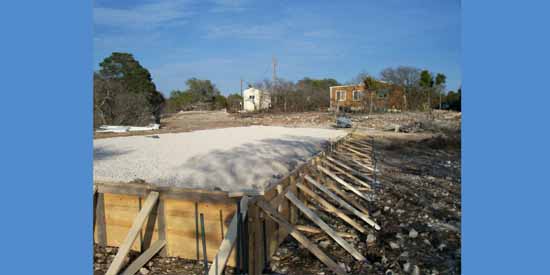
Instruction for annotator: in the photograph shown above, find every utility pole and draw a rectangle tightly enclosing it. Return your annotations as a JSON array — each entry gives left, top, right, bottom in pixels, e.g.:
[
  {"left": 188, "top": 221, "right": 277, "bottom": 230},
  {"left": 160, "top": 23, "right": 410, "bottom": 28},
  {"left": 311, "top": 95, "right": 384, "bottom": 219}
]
[
  {"left": 240, "top": 78, "right": 244, "bottom": 111},
  {"left": 272, "top": 55, "right": 277, "bottom": 83},
  {"left": 439, "top": 89, "right": 442, "bottom": 110},
  {"left": 272, "top": 55, "right": 278, "bottom": 111}
]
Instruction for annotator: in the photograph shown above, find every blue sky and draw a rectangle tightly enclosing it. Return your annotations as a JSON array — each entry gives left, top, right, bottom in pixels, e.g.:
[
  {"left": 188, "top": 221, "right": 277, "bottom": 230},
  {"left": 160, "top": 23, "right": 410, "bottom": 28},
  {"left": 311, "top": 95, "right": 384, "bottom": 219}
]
[{"left": 94, "top": 0, "right": 461, "bottom": 96}]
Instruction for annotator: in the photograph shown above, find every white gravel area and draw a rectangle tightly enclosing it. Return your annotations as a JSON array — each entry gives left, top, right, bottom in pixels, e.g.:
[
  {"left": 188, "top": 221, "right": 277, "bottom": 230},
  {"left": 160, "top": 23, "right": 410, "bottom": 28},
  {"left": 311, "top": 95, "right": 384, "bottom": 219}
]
[{"left": 94, "top": 126, "right": 346, "bottom": 192}]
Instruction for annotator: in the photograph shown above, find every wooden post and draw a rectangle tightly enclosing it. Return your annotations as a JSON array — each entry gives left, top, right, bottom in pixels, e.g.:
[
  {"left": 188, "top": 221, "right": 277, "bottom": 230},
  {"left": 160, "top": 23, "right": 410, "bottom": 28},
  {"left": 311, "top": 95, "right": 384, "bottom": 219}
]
[
  {"left": 289, "top": 174, "right": 298, "bottom": 224},
  {"left": 95, "top": 192, "right": 107, "bottom": 246},
  {"left": 208, "top": 197, "right": 249, "bottom": 275},
  {"left": 105, "top": 191, "right": 160, "bottom": 275}
]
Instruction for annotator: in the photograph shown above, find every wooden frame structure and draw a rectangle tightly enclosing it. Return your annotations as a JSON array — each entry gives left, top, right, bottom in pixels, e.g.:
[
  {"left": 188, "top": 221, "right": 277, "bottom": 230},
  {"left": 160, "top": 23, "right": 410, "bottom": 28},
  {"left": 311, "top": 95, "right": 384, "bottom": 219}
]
[{"left": 94, "top": 133, "right": 381, "bottom": 275}]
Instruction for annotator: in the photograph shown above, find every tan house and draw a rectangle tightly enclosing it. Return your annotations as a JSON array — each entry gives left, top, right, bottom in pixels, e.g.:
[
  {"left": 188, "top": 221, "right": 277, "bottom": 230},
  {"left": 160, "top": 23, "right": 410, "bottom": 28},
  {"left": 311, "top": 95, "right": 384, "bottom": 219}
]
[
  {"left": 329, "top": 83, "right": 366, "bottom": 111},
  {"left": 329, "top": 82, "right": 405, "bottom": 112}
]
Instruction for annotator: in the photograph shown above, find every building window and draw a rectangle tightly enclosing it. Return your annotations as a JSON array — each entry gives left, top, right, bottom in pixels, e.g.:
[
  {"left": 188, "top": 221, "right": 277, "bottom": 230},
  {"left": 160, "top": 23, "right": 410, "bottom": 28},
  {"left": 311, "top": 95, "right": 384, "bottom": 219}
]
[
  {"left": 353, "top": 90, "right": 362, "bottom": 101},
  {"left": 336, "top": 90, "right": 346, "bottom": 101},
  {"left": 249, "top": 95, "right": 255, "bottom": 100}
]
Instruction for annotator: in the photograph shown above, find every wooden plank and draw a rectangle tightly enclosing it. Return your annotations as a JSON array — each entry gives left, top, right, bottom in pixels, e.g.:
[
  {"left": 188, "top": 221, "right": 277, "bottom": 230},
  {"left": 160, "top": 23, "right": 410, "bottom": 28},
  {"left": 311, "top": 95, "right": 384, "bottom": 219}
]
[
  {"left": 327, "top": 155, "right": 377, "bottom": 177},
  {"left": 141, "top": 199, "right": 159, "bottom": 251},
  {"left": 344, "top": 143, "right": 372, "bottom": 154},
  {"left": 157, "top": 199, "right": 167, "bottom": 257},
  {"left": 341, "top": 145, "right": 370, "bottom": 159},
  {"left": 322, "top": 179, "right": 371, "bottom": 214},
  {"left": 208, "top": 196, "right": 249, "bottom": 275},
  {"left": 296, "top": 182, "right": 367, "bottom": 234},
  {"left": 121, "top": 240, "right": 166, "bottom": 275},
  {"left": 289, "top": 175, "right": 298, "bottom": 224},
  {"left": 295, "top": 225, "right": 357, "bottom": 238},
  {"left": 350, "top": 158, "right": 377, "bottom": 173},
  {"left": 253, "top": 204, "right": 263, "bottom": 275},
  {"left": 334, "top": 150, "right": 373, "bottom": 164},
  {"left": 106, "top": 191, "right": 160, "bottom": 275},
  {"left": 285, "top": 192, "right": 365, "bottom": 261},
  {"left": 332, "top": 152, "right": 376, "bottom": 173},
  {"left": 304, "top": 175, "right": 381, "bottom": 231},
  {"left": 247, "top": 205, "right": 256, "bottom": 275},
  {"left": 317, "top": 165, "right": 372, "bottom": 203},
  {"left": 348, "top": 140, "right": 372, "bottom": 149},
  {"left": 93, "top": 190, "right": 98, "bottom": 242},
  {"left": 95, "top": 192, "right": 107, "bottom": 246},
  {"left": 95, "top": 181, "right": 232, "bottom": 203},
  {"left": 322, "top": 159, "right": 372, "bottom": 190},
  {"left": 256, "top": 199, "right": 347, "bottom": 275}
]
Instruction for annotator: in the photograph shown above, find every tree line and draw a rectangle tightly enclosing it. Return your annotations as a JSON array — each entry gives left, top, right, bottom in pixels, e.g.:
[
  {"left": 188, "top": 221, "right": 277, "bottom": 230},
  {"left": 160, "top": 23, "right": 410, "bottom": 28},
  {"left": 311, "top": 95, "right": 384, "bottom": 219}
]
[{"left": 94, "top": 53, "right": 461, "bottom": 127}]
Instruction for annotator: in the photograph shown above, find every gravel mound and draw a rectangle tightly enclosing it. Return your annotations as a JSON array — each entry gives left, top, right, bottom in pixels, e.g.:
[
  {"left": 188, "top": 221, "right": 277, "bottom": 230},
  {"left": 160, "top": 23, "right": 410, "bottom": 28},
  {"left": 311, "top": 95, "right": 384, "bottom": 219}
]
[{"left": 94, "top": 126, "right": 346, "bottom": 192}]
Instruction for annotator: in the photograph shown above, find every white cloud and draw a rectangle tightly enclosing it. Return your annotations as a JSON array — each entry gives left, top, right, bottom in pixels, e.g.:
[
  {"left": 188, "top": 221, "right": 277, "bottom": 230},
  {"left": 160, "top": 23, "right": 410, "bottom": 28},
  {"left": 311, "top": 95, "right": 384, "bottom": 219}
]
[
  {"left": 205, "top": 23, "right": 287, "bottom": 40},
  {"left": 93, "top": 0, "right": 194, "bottom": 30},
  {"left": 209, "top": 0, "right": 248, "bottom": 13}
]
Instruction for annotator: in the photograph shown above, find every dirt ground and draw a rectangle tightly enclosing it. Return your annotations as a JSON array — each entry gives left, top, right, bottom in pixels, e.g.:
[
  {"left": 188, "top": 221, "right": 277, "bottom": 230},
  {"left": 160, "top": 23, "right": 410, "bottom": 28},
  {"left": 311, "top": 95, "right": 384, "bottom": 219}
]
[
  {"left": 94, "top": 110, "right": 461, "bottom": 275},
  {"left": 94, "top": 110, "right": 460, "bottom": 139}
]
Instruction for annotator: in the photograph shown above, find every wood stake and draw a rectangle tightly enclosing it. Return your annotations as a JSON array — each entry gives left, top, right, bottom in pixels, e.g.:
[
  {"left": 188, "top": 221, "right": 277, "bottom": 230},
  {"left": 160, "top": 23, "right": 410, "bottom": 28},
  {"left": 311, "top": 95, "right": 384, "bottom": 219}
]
[
  {"left": 296, "top": 182, "right": 367, "bottom": 234},
  {"left": 121, "top": 240, "right": 166, "bottom": 275},
  {"left": 304, "top": 175, "right": 380, "bottom": 230},
  {"left": 208, "top": 197, "right": 249, "bottom": 275},
  {"left": 322, "top": 159, "right": 372, "bottom": 190},
  {"left": 317, "top": 165, "right": 371, "bottom": 203},
  {"left": 256, "top": 199, "right": 347, "bottom": 275},
  {"left": 285, "top": 192, "right": 365, "bottom": 261},
  {"left": 105, "top": 191, "right": 160, "bottom": 275},
  {"left": 295, "top": 225, "right": 357, "bottom": 238}
]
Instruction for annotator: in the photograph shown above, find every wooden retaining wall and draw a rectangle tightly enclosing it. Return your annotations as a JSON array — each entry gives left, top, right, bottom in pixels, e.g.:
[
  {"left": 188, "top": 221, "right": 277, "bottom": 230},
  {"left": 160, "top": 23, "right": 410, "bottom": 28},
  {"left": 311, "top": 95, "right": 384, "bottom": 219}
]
[
  {"left": 93, "top": 135, "right": 350, "bottom": 275},
  {"left": 94, "top": 182, "right": 240, "bottom": 266}
]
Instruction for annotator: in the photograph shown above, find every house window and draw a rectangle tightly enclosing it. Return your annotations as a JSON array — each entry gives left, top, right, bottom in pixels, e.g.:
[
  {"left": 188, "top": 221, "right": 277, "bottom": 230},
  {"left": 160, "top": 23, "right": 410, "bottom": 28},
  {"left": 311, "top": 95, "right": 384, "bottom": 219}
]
[
  {"left": 249, "top": 95, "right": 255, "bottom": 100},
  {"left": 336, "top": 90, "right": 346, "bottom": 101},
  {"left": 353, "top": 90, "right": 362, "bottom": 101}
]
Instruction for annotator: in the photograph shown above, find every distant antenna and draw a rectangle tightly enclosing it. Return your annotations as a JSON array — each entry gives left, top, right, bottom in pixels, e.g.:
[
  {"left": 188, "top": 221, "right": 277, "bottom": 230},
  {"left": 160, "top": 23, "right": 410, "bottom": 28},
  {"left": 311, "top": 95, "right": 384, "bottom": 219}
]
[{"left": 272, "top": 55, "right": 277, "bottom": 83}]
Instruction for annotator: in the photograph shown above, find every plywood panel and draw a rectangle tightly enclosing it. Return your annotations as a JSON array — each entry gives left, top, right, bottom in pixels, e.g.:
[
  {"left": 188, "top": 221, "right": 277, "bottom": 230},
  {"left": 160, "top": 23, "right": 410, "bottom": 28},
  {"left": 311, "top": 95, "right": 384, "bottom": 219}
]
[
  {"left": 103, "top": 193, "right": 142, "bottom": 251},
  {"left": 163, "top": 198, "right": 236, "bottom": 264}
]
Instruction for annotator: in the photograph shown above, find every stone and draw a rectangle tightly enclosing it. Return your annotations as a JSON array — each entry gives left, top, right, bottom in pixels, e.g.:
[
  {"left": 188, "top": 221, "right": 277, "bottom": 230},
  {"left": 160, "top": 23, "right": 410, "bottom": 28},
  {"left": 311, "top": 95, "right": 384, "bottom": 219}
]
[
  {"left": 338, "top": 262, "right": 350, "bottom": 272},
  {"left": 389, "top": 242, "right": 400, "bottom": 249},
  {"left": 367, "top": 233, "right": 376, "bottom": 246},
  {"left": 409, "top": 229, "right": 419, "bottom": 238},
  {"left": 319, "top": 240, "right": 331, "bottom": 249},
  {"left": 384, "top": 206, "right": 390, "bottom": 212},
  {"left": 412, "top": 265, "right": 420, "bottom": 275},
  {"left": 400, "top": 251, "right": 409, "bottom": 258},
  {"left": 139, "top": 267, "right": 150, "bottom": 275},
  {"left": 403, "top": 262, "right": 411, "bottom": 273}
]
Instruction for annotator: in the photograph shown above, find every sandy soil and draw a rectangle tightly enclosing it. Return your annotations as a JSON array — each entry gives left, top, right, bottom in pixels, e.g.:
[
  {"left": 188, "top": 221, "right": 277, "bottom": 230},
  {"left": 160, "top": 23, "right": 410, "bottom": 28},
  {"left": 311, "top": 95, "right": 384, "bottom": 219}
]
[{"left": 94, "top": 126, "right": 346, "bottom": 192}]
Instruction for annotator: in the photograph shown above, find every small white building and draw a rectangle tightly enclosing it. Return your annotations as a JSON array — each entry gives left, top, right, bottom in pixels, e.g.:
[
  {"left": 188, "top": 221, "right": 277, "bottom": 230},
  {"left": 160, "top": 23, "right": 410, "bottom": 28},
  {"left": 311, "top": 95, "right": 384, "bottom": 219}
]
[{"left": 243, "top": 87, "right": 271, "bottom": 112}]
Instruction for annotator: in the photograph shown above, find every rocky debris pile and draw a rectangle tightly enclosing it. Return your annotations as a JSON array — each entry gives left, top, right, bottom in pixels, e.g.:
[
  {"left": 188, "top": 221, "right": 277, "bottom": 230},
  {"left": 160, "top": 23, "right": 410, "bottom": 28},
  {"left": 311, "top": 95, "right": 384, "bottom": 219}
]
[
  {"left": 269, "top": 134, "right": 461, "bottom": 275},
  {"left": 234, "top": 112, "right": 335, "bottom": 128},
  {"left": 352, "top": 111, "right": 461, "bottom": 135}
]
